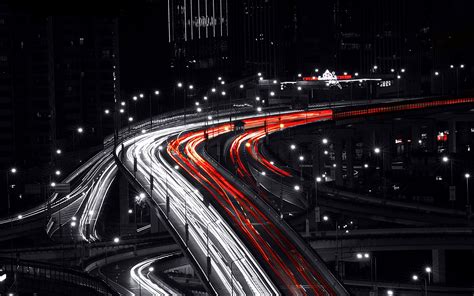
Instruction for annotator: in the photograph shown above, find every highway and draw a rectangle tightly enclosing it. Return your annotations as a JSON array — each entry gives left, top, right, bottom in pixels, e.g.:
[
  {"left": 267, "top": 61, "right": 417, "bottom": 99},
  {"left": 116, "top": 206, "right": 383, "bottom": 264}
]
[{"left": 2, "top": 96, "right": 473, "bottom": 295}]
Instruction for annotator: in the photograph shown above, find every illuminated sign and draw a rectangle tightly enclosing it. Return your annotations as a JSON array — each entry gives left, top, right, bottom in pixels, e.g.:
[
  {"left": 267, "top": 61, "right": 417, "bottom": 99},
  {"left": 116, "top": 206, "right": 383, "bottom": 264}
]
[{"left": 303, "top": 70, "right": 352, "bottom": 81}]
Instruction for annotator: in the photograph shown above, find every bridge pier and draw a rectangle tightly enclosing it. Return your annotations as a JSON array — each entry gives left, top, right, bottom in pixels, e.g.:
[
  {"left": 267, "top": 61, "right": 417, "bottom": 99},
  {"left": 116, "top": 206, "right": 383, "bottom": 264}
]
[
  {"left": 448, "top": 120, "right": 457, "bottom": 154},
  {"left": 432, "top": 249, "right": 446, "bottom": 284},
  {"left": 119, "top": 173, "right": 133, "bottom": 236}
]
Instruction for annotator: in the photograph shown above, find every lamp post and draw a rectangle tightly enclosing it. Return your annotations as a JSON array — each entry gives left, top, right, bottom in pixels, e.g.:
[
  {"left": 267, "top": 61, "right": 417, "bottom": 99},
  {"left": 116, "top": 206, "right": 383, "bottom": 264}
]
[
  {"left": 230, "top": 256, "right": 245, "bottom": 296},
  {"left": 434, "top": 71, "right": 444, "bottom": 96},
  {"left": 356, "top": 252, "right": 377, "bottom": 294},
  {"left": 412, "top": 273, "right": 428, "bottom": 296},
  {"left": 205, "top": 219, "right": 221, "bottom": 277},
  {"left": 451, "top": 64, "right": 464, "bottom": 96},
  {"left": 465, "top": 173, "right": 471, "bottom": 218},
  {"left": 6, "top": 168, "right": 17, "bottom": 219}
]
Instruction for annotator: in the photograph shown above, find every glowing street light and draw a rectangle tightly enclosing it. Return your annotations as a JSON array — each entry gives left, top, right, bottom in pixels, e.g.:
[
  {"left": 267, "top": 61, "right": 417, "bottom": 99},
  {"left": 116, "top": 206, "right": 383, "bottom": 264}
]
[
  {"left": 290, "top": 144, "right": 296, "bottom": 150},
  {"left": 322, "top": 138, "right": 328, "bottom": 144},
  {"left": 77, "top": 127, "right": 84, "bottom": 133},
  {"left": 104, "top": 109, "right": 110, "bottom": 115},
  {"left": 412, "top": 274, "right": 419, "bottom": 281},
  {"left": 374, "top": 147, "right": 381, "bottom": 154},
  {"left": 322, "top": 215, "right": 329, "bottom": 221},
  {"left": 113, "top": 237, "right": 120, "bottom": 243},
  {"left": 10, "top": 168, "right": 17, "bottom": 174},
  {"left": 55, "top": 170, "right": 61, "bottom": 176},
  {"left": 294, "top": 185, "right": 300, "bottom": 191},
  {"left": 299, "top": 155, "right": 304, "bottom": 161},
  {"left": 177, "top": 82, "right": 183, "bottom": 88},
  {"left": 56, "top": 149, "right": 62, "bottom": 155},
  {"left": 442, "top": 156, "right": 449, "bottom": 163}
]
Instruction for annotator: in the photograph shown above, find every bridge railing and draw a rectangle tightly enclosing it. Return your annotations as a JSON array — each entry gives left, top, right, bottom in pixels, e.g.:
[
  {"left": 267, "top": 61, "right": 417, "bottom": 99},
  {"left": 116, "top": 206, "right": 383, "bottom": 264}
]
[{"left": 0, "top": 257, "right": 118, "bottom": 295}]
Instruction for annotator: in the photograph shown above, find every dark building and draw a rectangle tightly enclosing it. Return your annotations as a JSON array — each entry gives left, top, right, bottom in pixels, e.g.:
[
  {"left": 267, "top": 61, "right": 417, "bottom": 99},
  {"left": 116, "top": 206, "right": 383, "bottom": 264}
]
[
  {"left": 0, "top": 6, "right": 119, "bottom": 172},
  {"left": 168, "top": 0, "right": 230, "bottom": 83},
  {"left": 229, "top": 0, "right": 298, "bottom": 79}
]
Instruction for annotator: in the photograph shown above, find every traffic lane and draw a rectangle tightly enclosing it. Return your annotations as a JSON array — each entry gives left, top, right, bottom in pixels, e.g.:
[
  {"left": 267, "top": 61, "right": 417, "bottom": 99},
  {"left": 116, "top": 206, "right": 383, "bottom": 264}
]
[{"left": 170, "top": 129, "right": 335, "bottom": 295}]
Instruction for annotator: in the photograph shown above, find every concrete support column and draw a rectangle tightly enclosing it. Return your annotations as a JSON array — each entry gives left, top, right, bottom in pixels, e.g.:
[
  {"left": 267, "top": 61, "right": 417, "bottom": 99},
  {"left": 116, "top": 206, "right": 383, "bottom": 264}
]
[
  {"left": 312, "top": 139, "right": 321, "bottom": 178},
  {"left": 346, "top": 137, "right": 354, "bottom": 188},
  {"left": 382, "top": 131, "right": 392, "bottom": 173},
  {"left": 432, "top": 249, "right": 446, "bottom": 284},
  {"left": 427, "top": 121, "right": 438, "bottom": 152},
  {"left": 335, "top": 138, "right": 343, "bottom": 186},
  {"left": 449, "top": 120, "right": 457, "bottom": 153},
  {"left": 150, "top": 207, "right": 161, "bottom": 233},
  {"left": 119, "top": 173, "right": 132, "bottom": 235}
]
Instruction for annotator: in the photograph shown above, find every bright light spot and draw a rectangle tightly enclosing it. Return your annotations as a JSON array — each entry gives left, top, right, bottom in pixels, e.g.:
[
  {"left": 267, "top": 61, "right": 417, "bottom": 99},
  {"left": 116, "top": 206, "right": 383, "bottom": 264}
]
[
  {"left": 120, "top": 108, "right": 124, "bottom": 113},
  {"left": 401, "top": 68, "right": 406, "bottom": 73},
  {"left": 211, "top": 88, "right": 216, "bottom": 93},
  {"left": 104, "top": 109, "right": 110, "bottom": 114},
  {"left": 177, "top": 82, "right": 183, "bottom": 88},
  {"left": 273, "top": 80, "right": 277, "bottom": 84},
  {"left": 412, "top": 275, "right": 418, "bottom": 281},
  {"left": 10, "top": 168, "right": 17, "bottom": 173},
  {"left": 465, "top": 173, "right": 471, "bottom": 179},
  {"left": 174, "top": 165, "right": 179, "bottom": 170},
  {"left": 189, "top": 85, "right": 194, "bottom": 89},
  {"left": 50, "top": 182, "right": 56, "bottom": 187},
  {"left": 259, "top": 77, "right": 263, "bottom": 81},
  {"left": 324, "top": 150, "right": 329, "bottom": 155},
  {"left": 239, "top": 84, "right": 244, "bottom": 88},
  {"left": 297, "top": 86, "right": 302, "bottom": 91},
  {"left": 221, "top": 81, "right": 225, "bottom": 85},
  {"left": 290, "top": 144, "right": 296, "bottom": 150},
  {"left": 121, "top": 101, "right": 126, "bottom": 106},
  {"left": 89, "top": 210, "right": 94, "bottom": 215},
  {"left": 133, "top": 96, "right": 137, "bottom": 101},
  {"left": 294, "top": 185, "right": 300, "bottom": 191},
  {"left": 323, "top": 215, "right": 329, "bottom": 221},
  {"left": 56, "top": 149, "right": 62, "bottom": 154},
  {"left": 364, "top": 253, "right": 370, "bottom": 258},
  {"left": 257, "top": 72, "right": 262, "bottom": 76},
  {"left": 70, "top": 221, "right": 76, "bottom": 227},
  {"left": 280, "top": 123, "right": 284, "bottom": 128},
  {"left": 356, "top": 253, "right": 363, "bottom": 259},
  {"left": 297, "top": 73, "right": 302, "bottom": 77},
  {"left": 364, "top": 163, "right": 369, "bottom": 168},
  {"left": 77, "top": 127, "right": 84, "bottom": 133},
  {"left": 270, "top": 91, "right": 275, "bottom": 96},
  {"left": 208, "top": 116, "right": 213, "bottom": 120},
  {"left": 257, "top": 107, "right": 262, "bottom": 112},
  {"left": 128, "top": 209, "right": 133, "bottom": 214},
  {"left": 425, "top": 267, "right": 432, "bottom": 273},
  {"left": 315, "top": 68, "right": 319, "bottom": 72},
  {"left": 203, "top": 96, "right": 208, "bottom": 101},
  {"left": 72, "top": 216, "right": 77, "bottom": 221},
  {"left": 373, "top": 65, "right": 378, "bottom": 70},
  {"left": 322, "top": 138, "right": 328, "bottom": 144},
  {"left": 442, "top": 156, "right": 449, "bottom": 162},
  {"left": 333, "top": 163, "right": 337, "bottom": 168},
  {"left": 299, "top": 155, "right": 304, "bottom": 161},
  {"left": 55, "top": 170, "right": 61, "bottom": 176},
  {"left": 255, "top": 96, "right": 260, "bottom": 101},
  {"left": 391, "top": 69, "right": 395, "bottom": 73},
  {"left": 387, "top": 290, "right": 394, "bottom": 296},
  {"left": 221, "top": 91, "right": 226, "bottom": 96},
  {"left": 158, "top": 145, "right": 163, "bottom": 151},
  {"left": 149, "top": 267, "right": 154, "bottom": 272},
  {"left": 195, "top": 101, "right": 200, "bottom": 106},
  {"left": 113, "top": 237, "right": 120, "bottom": 243},
  {"left": 139, "top": 93, "right": 144, "bottom": 98},
  {"left": 17, "top": 215, "right": 23, "bottom": 220},
  {"left": 270, "top": 161, "right": 275, "bottom": 165},
  {"left": 355, "top": 72, "right": 359, "bottom": 76},
  {"left": 139, "top": 193, "right": 146, "bottom": 199},
  {"left": 435, "top": 71, "right": 439, "bottom": 76},
  {"left": 450, "top": 65, "right": 454, "bottom": 69},
  {"left": 316, "top": 177, "right": 322, "bottom": 182},
  {"left": 141, "top": 129, "right": 146, "bottom": 134},
  {"left": 374, "top": 147, "right": 381, "bottom": 154},
  {"left": 128, "top": 117, "right": 133, "bottom": 122},
  {"left": 397, "top": 75, "right": 401, "bottom": 79},
  {"left": 197, "top": 107, "right": 202, "bottom": 112},
  {"left": 154, "top": 90, "right": 160, "bottom": 95},
  {"left": 261, "top": 171, "right": 266, "bottom": 176},
  {"left": 460, "top": 64, "right": 465, "bottom": 68},
  {"left": 245, "top": 142, "right": 251, "bottom": 148}
]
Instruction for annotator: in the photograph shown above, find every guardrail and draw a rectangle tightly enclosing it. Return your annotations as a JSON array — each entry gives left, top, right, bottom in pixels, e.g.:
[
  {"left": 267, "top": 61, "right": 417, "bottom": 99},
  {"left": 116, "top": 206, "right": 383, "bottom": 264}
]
[{"left": 0, "top": 257, "right": 118, "bottom": 295}]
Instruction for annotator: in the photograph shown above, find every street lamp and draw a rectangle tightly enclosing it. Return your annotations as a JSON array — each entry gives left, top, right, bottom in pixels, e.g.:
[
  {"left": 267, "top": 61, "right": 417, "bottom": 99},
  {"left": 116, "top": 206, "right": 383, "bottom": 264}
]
[
  {"left": 56, "top": 149, "right": 61, "bottom": 155},
  {"left": 77, "top": 127, "right": 83, "bottom": 133},
  {"left": 113, "top": 237, "right": 120, "bottom": 243},
  {"left": 374, "top": 147, "right": 381, "bottom": 154},
  {"left": 294, "top": 185, "right": 300, "bottom": 191},
  {"left": 322, "top": 138, "right": 329, "bottom": 145},
  {"left": 465, "top": 173, "right": 471, "bottom": 216},
  {"left": 290, "top": 144, "right": 296, "bottom": 150},
  {"left": 387, "top": 290, "right": 393, "bottom": 296}
]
